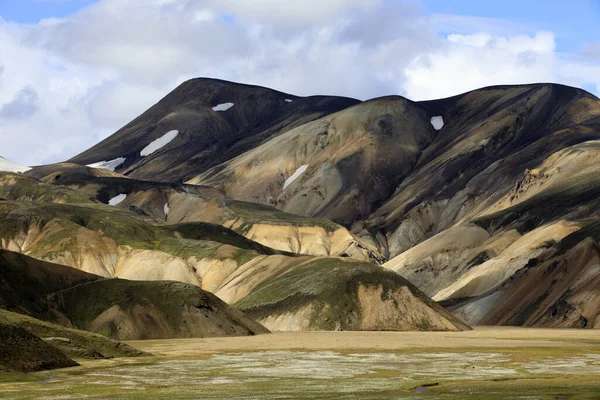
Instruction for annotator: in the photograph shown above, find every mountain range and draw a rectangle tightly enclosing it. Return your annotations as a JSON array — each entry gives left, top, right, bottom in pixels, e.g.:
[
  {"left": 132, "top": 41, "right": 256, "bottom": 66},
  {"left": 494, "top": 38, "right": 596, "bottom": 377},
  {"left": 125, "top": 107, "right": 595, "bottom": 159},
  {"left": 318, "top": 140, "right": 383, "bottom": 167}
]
[{"left": 2, "top": 78, "right": 599, "bottom": 372}]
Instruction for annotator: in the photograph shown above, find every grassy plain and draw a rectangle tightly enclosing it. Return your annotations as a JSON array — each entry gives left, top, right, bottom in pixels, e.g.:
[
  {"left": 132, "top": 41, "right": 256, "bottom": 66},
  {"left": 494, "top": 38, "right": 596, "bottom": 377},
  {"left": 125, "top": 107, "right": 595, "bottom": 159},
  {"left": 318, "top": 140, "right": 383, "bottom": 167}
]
[{"left": 2, "top": 327, "right": 600, "bottom": 399}]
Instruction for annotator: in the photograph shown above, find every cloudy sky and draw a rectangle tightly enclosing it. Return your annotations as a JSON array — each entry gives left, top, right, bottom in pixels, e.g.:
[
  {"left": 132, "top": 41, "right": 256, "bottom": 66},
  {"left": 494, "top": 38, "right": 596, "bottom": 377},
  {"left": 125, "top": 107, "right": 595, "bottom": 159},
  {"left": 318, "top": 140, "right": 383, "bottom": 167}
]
[{"left": 1, "top": 0, "right": 599, "bottom": 166}]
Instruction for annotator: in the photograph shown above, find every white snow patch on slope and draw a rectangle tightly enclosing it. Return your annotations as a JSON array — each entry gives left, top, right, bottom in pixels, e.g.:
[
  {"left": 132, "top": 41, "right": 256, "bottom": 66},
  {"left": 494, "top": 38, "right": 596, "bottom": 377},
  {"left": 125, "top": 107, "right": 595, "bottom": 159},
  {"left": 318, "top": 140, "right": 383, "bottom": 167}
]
[
  {"left": 285, "top": 99, "right": 294, "bottom": 103},
  {"left": 108, "top": 194, "right": 127, "bottom": 206},
  {"left": 283, "top": 164, "right": 308, "bottom": 190},
  {"left": 87, "top": 157, "right": 126, "bottom": 171},
  {"left": 0, "top": 156, "right": 31, "bottom": 173},
  {"left": 430, "top": 116, "right": 444, "bottom": 130},
  {"left": 212, "top": 103, "right": 234, "bottom": 112},
  {"left": 164, "top": 202, "right": 170, "bottom": 216},
  {"left": 140, "top": 130, "right": 179, "bottom": 157}
]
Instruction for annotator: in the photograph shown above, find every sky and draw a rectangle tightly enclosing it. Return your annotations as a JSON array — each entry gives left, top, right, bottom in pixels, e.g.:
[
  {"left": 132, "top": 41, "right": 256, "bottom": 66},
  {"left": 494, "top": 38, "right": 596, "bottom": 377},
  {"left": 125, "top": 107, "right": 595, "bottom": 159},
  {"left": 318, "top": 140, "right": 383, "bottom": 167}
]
[{"left": 1, "top": 0, "right": 599, "bottom": 166}]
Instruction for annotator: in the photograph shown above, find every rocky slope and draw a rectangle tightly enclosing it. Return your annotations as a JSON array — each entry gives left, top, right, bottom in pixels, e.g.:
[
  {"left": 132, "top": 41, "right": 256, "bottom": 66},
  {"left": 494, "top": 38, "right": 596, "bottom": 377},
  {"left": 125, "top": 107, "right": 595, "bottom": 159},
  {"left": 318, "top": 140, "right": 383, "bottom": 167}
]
[
  {"left": 448, "top": 228, "right": 600, "bottom": 328},
  {"left": 6, "top": 78, "right": 600, "bottom": 329},
  {"left": 188, "top": 96, "right": 437, "bottom": 225},
  {"left": 11, "top": 170, "right": 381, "bottom": 261},
  {"left": 0, "top": 198, "right": 467, "bottom": 332},
  {"left": 229, "top": 257, "right": 470, "bottom": 331},
  {"left": 69, "top": 78, "right": 359, "bottom": 183},
  {"left": 0, "top": 249, "right": 270, "bottom": 339},
  {"left": 0, "top": 321, "right": 77, "bottom": 373}
]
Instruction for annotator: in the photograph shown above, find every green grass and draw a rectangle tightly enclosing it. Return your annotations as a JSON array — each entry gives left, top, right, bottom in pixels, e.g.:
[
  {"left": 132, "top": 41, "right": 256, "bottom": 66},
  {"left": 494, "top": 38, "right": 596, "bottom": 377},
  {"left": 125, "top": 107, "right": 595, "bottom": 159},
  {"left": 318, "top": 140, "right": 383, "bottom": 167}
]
[
  {"left": 2, "top": 346, "right": 600, "bottom": 398},
  {"left": 156, "top": 237, "right": 261, "bottom": 266},
  {"left": 227, "top": 200, "right": 340, "bottom": 232},
  {"left": 0, "top": 201, "right": 270, "bottom": 267},
  {"left": 49, "top": 280, "right": 213, "bottom": 333},
  {"left": 0, "top": 310, "right": 146, "bottom": 359},
  {"left": 0, "top": 172, "right": 96, "bottom": 205},
  {"left": 234, "top": 258, "right": 449, "bottom": 331},
  {"left": 163, "top": 222, "right": 278, "bottom": 254}
]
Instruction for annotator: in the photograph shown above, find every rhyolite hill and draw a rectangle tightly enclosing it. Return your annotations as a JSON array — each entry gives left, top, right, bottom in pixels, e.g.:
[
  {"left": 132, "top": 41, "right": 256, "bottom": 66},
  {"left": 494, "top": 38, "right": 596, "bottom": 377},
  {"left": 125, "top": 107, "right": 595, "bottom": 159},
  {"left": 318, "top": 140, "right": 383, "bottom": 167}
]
[{"left": 2, "top": 78, "right": 600, "bottom": 331}]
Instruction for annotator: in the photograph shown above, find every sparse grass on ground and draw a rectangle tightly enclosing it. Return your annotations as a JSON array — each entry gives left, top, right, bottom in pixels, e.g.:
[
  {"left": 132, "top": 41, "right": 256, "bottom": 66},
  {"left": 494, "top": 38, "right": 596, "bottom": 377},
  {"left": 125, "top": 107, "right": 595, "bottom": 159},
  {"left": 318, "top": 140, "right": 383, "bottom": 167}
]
[{"left": 1, "top": 328, "right": 600, "bottom": 399}]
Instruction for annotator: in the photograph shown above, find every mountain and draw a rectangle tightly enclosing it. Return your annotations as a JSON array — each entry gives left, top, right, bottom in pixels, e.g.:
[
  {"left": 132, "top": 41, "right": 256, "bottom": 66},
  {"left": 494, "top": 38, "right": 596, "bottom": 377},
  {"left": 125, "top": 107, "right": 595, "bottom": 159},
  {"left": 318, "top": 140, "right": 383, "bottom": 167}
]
[
  {"left": 0, "top": 174, "right": 468, "bottom": 332},
  {"left": 231, "top": 257, "right": 470, "bottom": 331},
  {"left": 0, "top": 309, "right": 146, "bottom": 360},
  {"left": 14, "top": 168, "right": 383, "bottom": 261},
  {"left": 69, "top": 78, "right": 359, "bottom": 183},
  {"left": 6, "top": 78, "right": 600, "bottom": 330},
  {"left": 0, "top": 249, "right": 269, "bottom": 339},
  {"left": 188, "top": 95, "right": 437, "bottom": 225}
]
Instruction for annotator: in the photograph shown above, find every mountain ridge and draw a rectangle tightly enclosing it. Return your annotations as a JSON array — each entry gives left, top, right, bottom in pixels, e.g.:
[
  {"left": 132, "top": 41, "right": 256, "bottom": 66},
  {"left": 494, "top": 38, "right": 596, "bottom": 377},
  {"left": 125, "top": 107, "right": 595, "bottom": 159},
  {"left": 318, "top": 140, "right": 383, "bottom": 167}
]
[{"left": 3, "top": 77, "right": 600, "bottom": 330}]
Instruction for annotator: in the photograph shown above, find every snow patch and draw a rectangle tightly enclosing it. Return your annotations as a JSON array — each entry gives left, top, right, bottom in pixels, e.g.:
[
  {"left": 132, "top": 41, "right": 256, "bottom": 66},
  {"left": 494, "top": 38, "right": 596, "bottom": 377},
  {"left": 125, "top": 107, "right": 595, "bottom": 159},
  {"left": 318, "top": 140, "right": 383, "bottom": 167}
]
[
  {"left": 430, "top": 116, "right": 444, "bottom": 130},
  {"left": 212, "top": 103, "right": 234, "bottom": 112},
  {"left": 285, "top": 99, "right": 294, "bottom": 103},
  {"left": 0, "top": 156, "right": 31, "bottom": 173},
  {"left": 87, "top": 157, "right": 126, "bottom": 172},
  {"left": 108, "top": 194, "right": 127, "bottom": 206},
  {"left": 283, "top": 164, "right": 308, "bottom": 190},
  {"left": 140, "top": 130, "right": 179, "bottom": 157},
  {"left": 164, "top": 203, "right": 170, "bottom": 216}
]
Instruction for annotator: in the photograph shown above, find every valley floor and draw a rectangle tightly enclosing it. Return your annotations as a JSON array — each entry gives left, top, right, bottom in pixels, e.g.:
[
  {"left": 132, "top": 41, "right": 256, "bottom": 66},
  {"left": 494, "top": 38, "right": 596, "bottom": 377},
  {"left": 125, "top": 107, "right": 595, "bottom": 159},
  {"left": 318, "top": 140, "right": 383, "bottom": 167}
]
[{"left": 2, "top": 327, "right": 600, "bottom": 399}]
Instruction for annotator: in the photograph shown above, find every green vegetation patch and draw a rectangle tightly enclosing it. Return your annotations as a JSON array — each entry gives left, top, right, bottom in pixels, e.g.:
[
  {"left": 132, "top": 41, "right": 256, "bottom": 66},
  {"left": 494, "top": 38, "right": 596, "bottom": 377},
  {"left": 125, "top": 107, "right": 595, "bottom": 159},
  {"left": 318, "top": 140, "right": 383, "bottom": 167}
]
[
  {"left": 0, "top": 310, "right": 146, "bottom": 359},
  {"left": 235, "top": 258, "right": 420, "bottom": 330},
  {"left": 0, "top": 201, "right": 272, "bottom": 266},
  {"left": 163, "top": 222, "right": 278, "bottom": 254},
  {"left": 49, "top": 280, "right": 213, "bottom": 333},
  {"left": 227, "top": 200, "right": 340, "bottom": 232},
  {"left": 0, "top": 320, "right": 78, "bottom": 373},
  {"left": 0, "top": 172, "right": 96, "bottom": 205}
]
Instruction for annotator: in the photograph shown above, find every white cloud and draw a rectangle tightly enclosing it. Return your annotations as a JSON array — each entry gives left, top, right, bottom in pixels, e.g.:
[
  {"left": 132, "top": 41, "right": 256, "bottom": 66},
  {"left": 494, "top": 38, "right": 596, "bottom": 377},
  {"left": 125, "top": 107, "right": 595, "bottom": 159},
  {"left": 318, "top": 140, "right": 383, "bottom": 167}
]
[
  {"left": 216, "top": 0, "right": 382, "bottom": 24},
  {"left": 404, "top": 31, "right": 559, "bottom": 100},
  {"left": 0, "top": 0, "right": 598, "bottom": 166}
]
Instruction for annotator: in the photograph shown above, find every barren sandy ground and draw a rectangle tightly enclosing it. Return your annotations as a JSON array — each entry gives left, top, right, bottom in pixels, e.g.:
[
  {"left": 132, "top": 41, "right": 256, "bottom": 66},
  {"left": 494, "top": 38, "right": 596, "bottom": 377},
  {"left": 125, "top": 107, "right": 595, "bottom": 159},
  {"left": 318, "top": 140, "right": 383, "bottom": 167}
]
[{"left": 128, "top": 326, "right": 600, "bottom": 355}]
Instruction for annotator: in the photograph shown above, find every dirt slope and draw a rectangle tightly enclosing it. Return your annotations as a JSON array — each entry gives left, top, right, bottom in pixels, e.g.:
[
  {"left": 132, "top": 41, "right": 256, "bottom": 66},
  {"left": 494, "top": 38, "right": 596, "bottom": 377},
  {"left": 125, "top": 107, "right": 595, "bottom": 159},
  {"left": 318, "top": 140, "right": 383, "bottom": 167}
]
[
  {"left": 223, "top": 257, "right": 470, "bottom": 332},
  {"left": 4, "top": 170, "right": 381, "bottom": 261},
  {"left": 49, "top": 279, "right": 270, "bottom": 340},
  {"left": 0, "top": 310, "right": 145, "bottom": 359},
  {"left": 0, "top": 322, "right": 77, "bottom": 372},
  {"left": 7, "top": 79, "right": 600, "bottom": 329},
  {"left": 69, "top": 78, "right": 359, "bottom": 182},
  {"left": 189, "top": 96, "right": 438, "bottom": 225},
  {"left": 464, "top": 236, "right": 600, "bottom": 328},
  {"left": 0, "top": 248, "right": 270, "bottom": 340}
]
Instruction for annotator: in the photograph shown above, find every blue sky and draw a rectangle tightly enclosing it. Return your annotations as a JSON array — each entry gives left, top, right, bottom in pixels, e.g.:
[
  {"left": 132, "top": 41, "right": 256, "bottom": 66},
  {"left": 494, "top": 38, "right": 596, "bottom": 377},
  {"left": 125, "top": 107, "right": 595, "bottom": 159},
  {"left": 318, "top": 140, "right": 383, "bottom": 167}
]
[
  {"left": 0, "top": 0, "right": 96, "bottom": 23},
  {"left": 421, "top": 0, "right": 600, "bottom": 52}
]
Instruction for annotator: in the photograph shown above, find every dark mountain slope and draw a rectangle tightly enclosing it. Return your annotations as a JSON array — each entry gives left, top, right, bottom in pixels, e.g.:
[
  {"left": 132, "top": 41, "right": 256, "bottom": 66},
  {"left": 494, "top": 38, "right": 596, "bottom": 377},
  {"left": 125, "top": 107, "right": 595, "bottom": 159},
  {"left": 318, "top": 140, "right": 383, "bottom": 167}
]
[
  {"left": 371, "top": 83, "right": 600, "bottom": 257},
  {"left": 189, "top": 95, "right": 438, "bottom": 225},
  {"left": 0, "top": 249, "right": 101, "bottom": 319},
  {"left": 69, "top": 78, "right": 360, "bottom": 182},
  {"left": 0, "top": 322, "right": 77, "bottom": 373}
]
